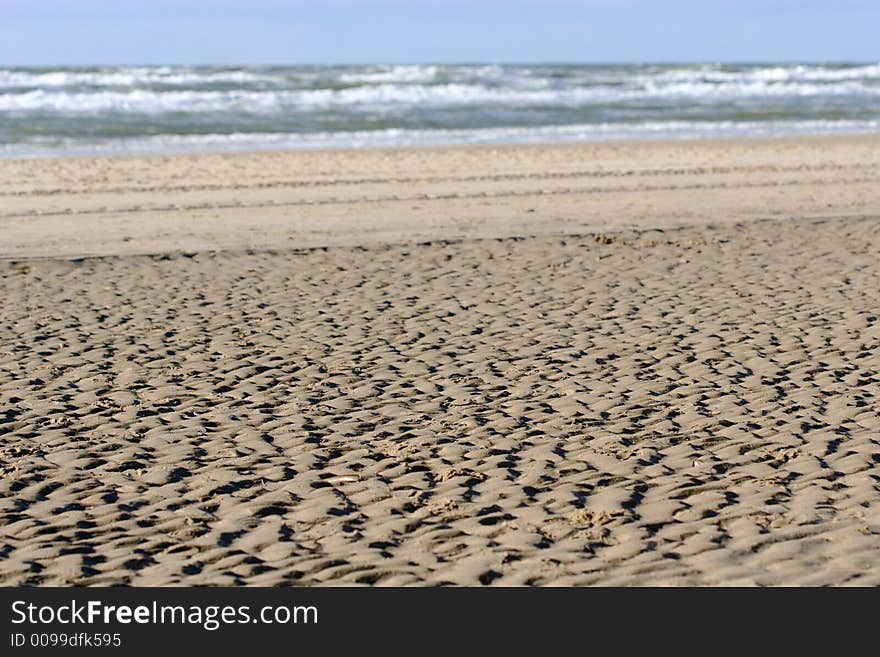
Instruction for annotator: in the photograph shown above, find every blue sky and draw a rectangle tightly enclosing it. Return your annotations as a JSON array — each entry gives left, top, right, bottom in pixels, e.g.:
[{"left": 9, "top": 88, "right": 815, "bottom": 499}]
[{"left": 0, "top": 1, "right": 877, "bottom": 66}]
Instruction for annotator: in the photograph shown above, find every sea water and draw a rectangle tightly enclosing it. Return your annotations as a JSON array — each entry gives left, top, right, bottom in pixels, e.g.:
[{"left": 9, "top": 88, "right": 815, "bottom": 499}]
[{"left": 1, "top": 63, "right": 878, "bottom": 157}]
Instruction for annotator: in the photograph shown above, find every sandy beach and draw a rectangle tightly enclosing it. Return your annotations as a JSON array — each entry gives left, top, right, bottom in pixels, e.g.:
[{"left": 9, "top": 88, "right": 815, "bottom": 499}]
[{"left": 2, "top": 135, "right": 880, "bottom": 585}]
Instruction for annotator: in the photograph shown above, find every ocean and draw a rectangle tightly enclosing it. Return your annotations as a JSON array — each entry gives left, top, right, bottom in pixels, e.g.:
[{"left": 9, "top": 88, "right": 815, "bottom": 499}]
[{"left": 1, "top": 63, "right": 878, "bottom": 157}]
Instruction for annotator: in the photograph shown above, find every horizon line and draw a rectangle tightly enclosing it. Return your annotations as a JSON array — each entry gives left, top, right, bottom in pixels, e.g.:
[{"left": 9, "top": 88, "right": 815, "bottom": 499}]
[{"left": 3, "top": 59, "right": 878, "bottom": 68}]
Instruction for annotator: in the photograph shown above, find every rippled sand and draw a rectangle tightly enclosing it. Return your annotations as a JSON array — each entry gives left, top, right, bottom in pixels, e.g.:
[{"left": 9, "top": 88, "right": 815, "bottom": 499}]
[{"left": 2, "top": 136, "right": 880, "bottom": 585}]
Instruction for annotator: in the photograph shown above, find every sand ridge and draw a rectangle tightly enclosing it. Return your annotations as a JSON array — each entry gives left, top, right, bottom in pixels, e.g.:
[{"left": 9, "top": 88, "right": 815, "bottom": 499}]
[{"left": 2, "top": 210, "right": 880, "bottom": 585}]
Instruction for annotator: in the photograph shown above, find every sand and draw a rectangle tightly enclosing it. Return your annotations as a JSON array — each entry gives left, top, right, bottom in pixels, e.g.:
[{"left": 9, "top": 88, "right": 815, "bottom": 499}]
[{"left": 1, "top": 135, "right": 880, "bottom": 585}]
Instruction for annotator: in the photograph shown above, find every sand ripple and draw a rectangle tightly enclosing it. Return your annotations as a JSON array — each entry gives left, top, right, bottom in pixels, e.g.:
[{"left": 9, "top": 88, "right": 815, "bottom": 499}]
[{"left": 2, "top": 215, "right": 880, "bottom": 585}]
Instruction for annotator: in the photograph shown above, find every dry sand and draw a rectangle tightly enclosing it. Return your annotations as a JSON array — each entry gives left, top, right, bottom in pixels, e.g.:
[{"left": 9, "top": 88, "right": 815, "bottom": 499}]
[{"left": 1, "top": 135, "right": 880, "bottom": 585}]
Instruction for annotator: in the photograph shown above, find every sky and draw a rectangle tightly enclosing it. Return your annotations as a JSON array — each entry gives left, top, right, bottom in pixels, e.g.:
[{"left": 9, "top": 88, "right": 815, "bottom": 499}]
[{"left": 0, "top": 0, "right": 877, "bottom": 66}]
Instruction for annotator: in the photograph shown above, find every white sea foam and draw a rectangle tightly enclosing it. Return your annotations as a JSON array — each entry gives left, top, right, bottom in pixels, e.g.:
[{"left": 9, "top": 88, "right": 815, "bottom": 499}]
[
  {"left": 3, "top": 62, "right": 875, "bottom": 93},
  {"left": 648, "top": 63, "right": 880, "bottom": 84},
  {"left": 338, "top": 65, "right": 442, "bottom": 83},
  {"left": 0, "top": 67, "right": 281, "bottom": 89},
  {"left": 3, "top": 119, "right": 878, "bottom": 159}
]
